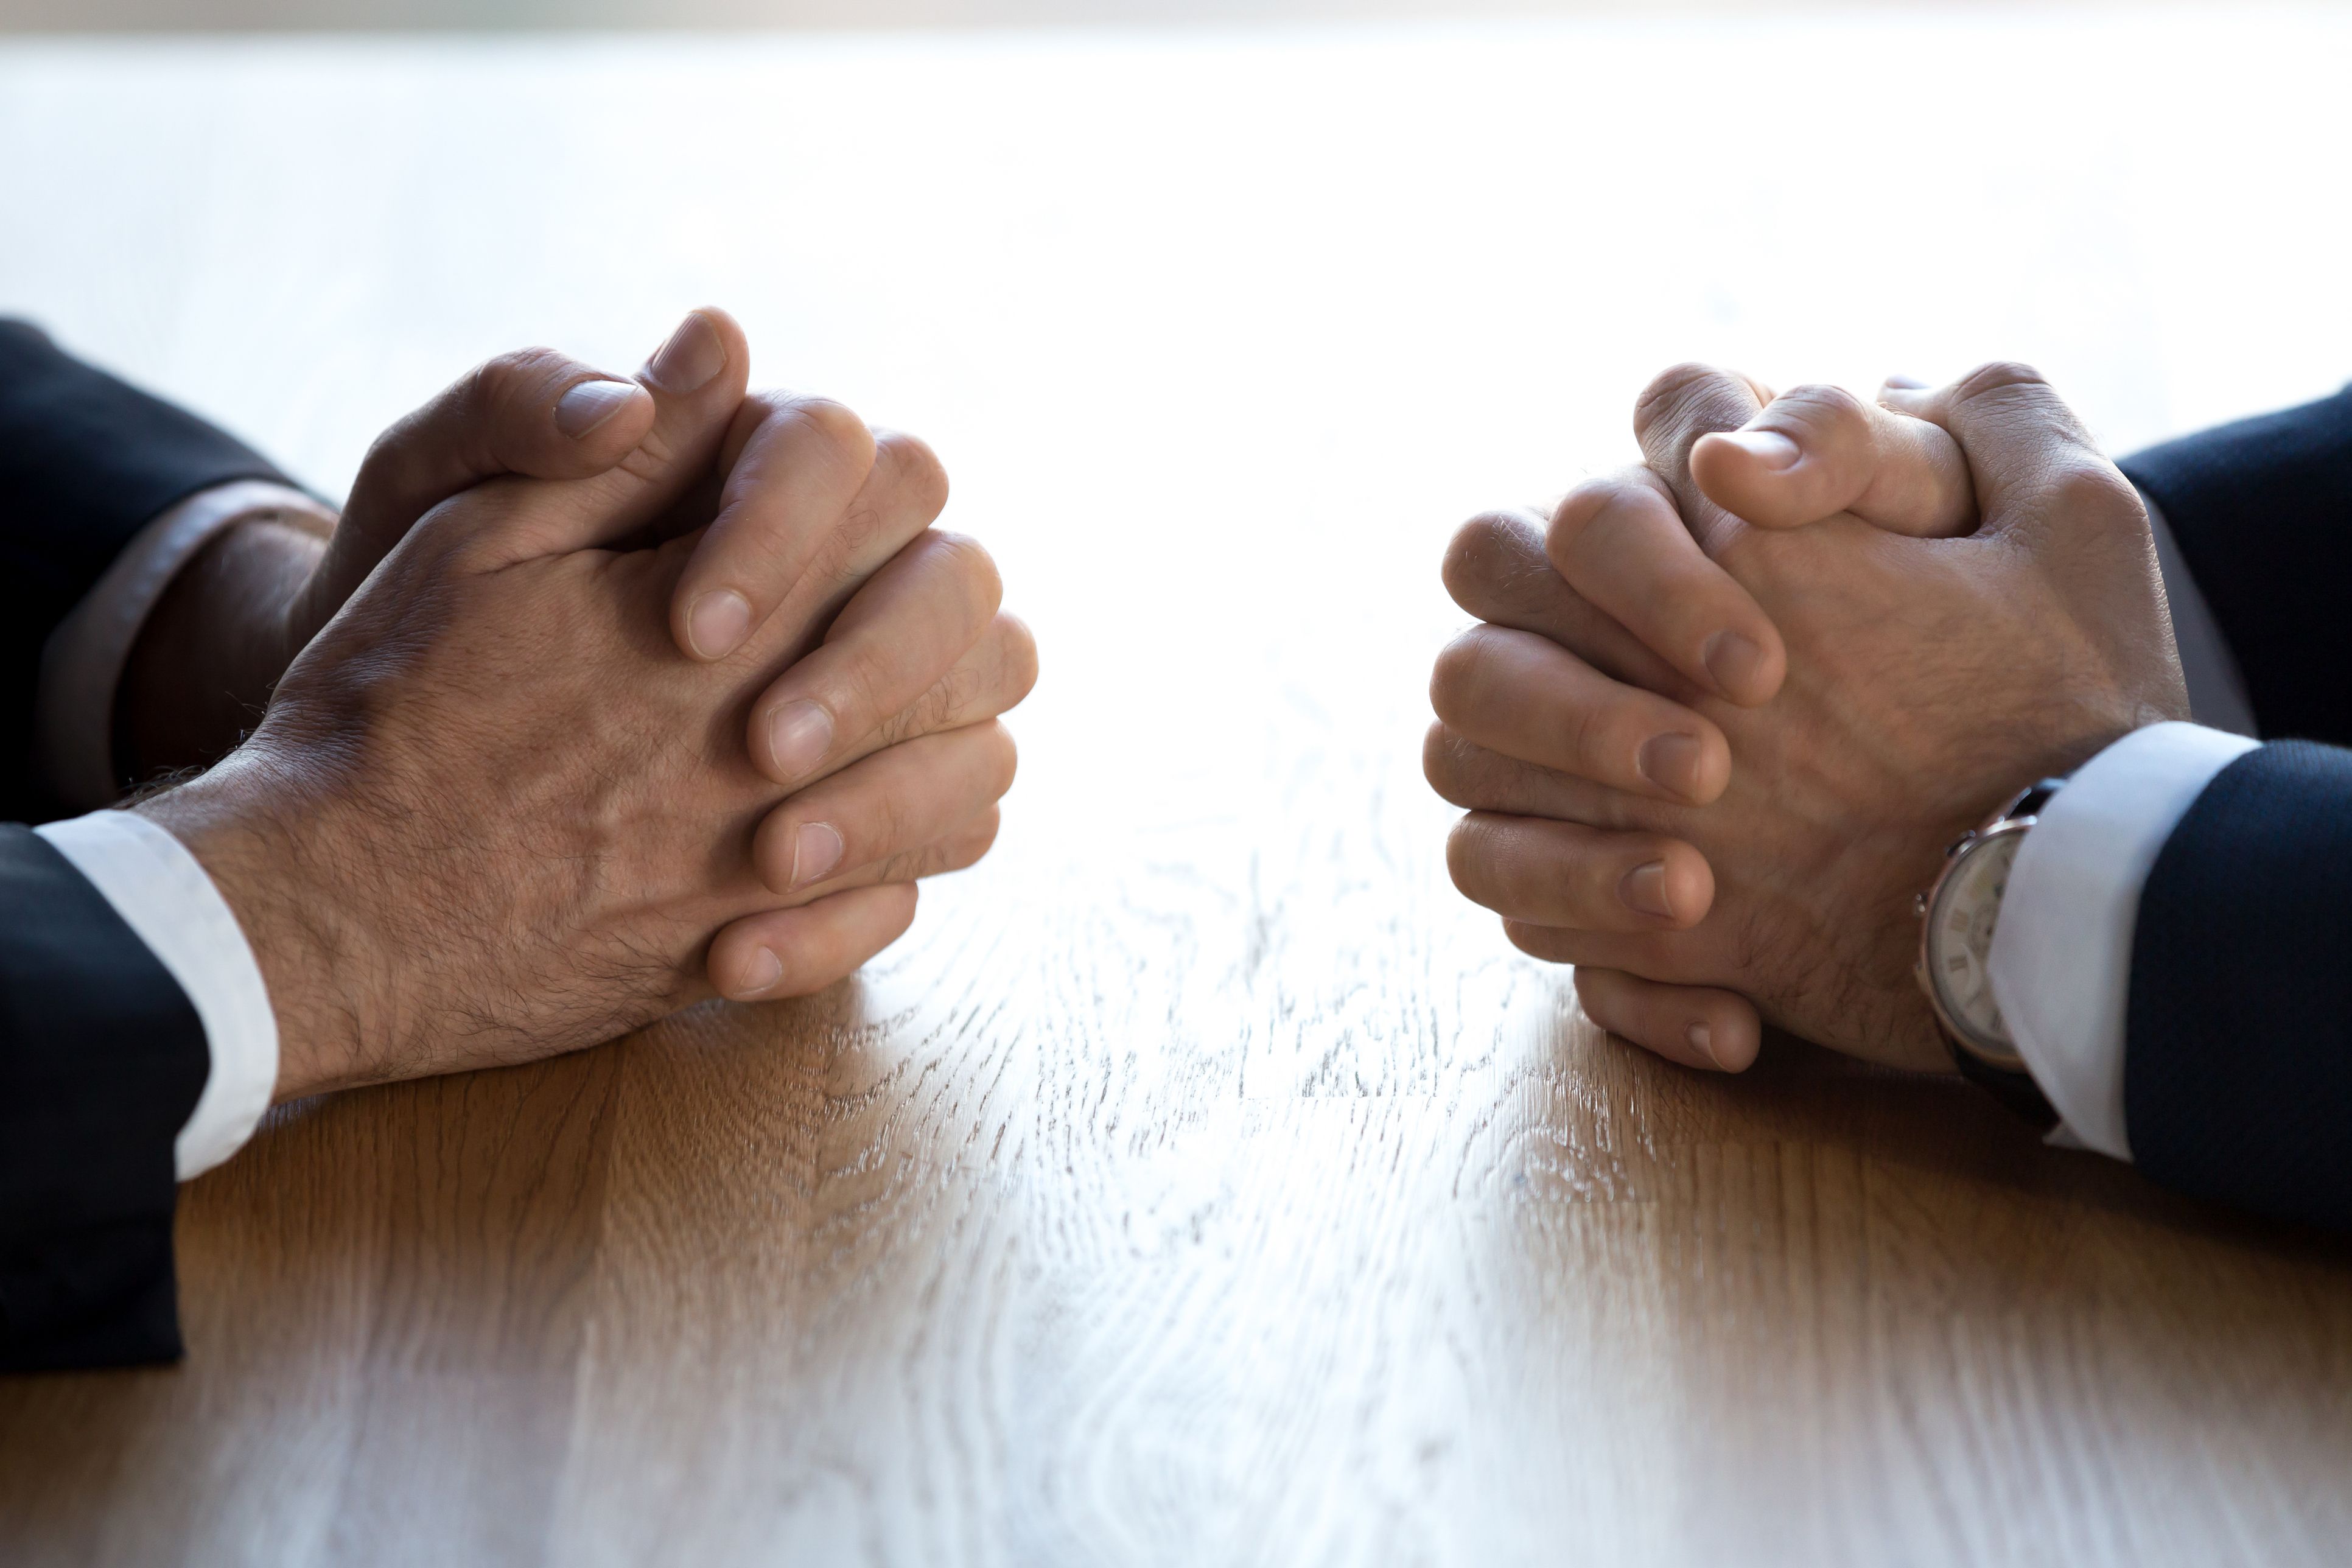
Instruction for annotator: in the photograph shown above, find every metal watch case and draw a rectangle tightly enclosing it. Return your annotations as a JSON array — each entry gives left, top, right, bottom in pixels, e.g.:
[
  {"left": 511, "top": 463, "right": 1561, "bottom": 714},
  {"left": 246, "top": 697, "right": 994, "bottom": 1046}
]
[{"left": 1912, "top": 779, "right": 2065, "bottom": 1079}]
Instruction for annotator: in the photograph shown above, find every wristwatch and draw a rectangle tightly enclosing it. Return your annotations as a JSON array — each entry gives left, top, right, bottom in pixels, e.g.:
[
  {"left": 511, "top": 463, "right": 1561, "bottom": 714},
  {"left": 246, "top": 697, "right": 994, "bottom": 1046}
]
[{"left": 1912, "top": 778, "right": 2067, "bottom": 1130}]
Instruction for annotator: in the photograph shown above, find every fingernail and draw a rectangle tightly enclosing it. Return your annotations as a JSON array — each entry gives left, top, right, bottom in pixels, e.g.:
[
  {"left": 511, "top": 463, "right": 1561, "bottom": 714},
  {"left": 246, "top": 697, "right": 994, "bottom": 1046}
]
[
  {"left": 644, "top": 310, "right": 726, "bottom": 394},
  {"left": 1687, "top": 1022, "right": 1721, "bottom": 1068},
  {"left": 686, "top": 590, "right": 753, "bottom": 660},
  {"left": 1620, "top": 859, "right": 1674, "bottom": 920},
  {"left": 1703, "top": 630, "right": 1766, "bottom": 700},
  {"left": 1719, "top": 429, "right": 1800, "bottom": 470},
  {"left": 1883, "top": 374, "right": 1928, "bottom": 390},
  {"left": 1637, "top": 733, "right": 1706, "bottom": 802},
  {"left": 792, "top": 822, "right": 845, "bottom": 888},
  {"left": 553, "top": 377, "right": 640, "bottom": 438},
  {"left": 742, "top": 947, "right": 784, "bottom": 995},
  {"left": 767, "top": 700, "right": 835, "bottom": 781}
]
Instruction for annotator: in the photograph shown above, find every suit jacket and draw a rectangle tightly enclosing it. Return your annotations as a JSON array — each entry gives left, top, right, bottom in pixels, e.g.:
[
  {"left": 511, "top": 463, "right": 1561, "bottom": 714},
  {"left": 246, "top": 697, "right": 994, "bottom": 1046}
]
[
  {"left": 2121, "top": 388, "right": 2352, "bottom": 1236},
  {"left": 0, "top": 321, "right": 285, "bottom": 1372}
]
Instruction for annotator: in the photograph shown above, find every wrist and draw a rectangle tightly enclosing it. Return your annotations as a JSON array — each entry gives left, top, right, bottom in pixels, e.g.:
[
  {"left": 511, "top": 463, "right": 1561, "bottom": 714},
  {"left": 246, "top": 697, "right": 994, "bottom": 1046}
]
[
  {"left": 133, "top": 750, "right": 390, "bottom": 1102},
  {"left": 116, "top": 509, "right": 332, "bottom": 783}
]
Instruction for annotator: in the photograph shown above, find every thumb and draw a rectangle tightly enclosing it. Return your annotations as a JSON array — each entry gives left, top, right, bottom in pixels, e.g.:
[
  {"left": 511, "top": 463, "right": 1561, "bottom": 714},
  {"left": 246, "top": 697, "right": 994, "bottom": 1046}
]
[
  {"left": 1689, "top": 381, "right": 1976, "bottom": 538},
  {"left": 295, "top": 346, "right": 658, "bottom": 634},
  {"left": 1877, "top": 361, "right": 2124, "bottom": 541},
  {"left": 451, "top": 307, "right": 754, "bottom": 570}
]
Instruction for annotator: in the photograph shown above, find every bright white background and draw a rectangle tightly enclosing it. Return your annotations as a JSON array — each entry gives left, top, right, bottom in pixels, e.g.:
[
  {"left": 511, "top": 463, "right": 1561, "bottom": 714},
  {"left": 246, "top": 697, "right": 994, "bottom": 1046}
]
[
  {"left": 4, "top": 8, "right": 2350, "bottom": 929},
  {"left": 8, "top": 8, "right": 2351, "bottom": 984}
]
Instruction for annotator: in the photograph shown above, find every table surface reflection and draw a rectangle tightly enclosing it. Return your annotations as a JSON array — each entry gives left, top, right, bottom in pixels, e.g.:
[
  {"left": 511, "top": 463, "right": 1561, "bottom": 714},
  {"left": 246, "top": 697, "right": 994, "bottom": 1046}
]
[{"left": 3, "top": 16, "right": 2351, "bottom": 1566}]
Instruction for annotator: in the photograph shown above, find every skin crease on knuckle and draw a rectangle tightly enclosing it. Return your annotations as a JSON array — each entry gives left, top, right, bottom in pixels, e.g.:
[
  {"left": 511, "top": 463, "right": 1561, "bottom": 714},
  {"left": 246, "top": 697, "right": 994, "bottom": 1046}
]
[
  {"left": 1631, "top": 362, "right": 1745, "bottom": 449},
  {"left": 1950, "top": 359, "right": 2051, "bottom": 407},
  {"left": 1440, "top": 513, "right": 1515, "bottom": 606}
]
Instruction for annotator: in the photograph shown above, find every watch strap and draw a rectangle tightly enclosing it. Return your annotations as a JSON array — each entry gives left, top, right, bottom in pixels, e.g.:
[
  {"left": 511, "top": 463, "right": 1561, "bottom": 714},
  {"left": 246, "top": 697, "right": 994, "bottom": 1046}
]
[
  {"left": 1949, "top": 1042, "right": 2060, "bottom": 1130},
  {"left": 1939, "top": 775, "right": 2070, "bottom": 1132}
]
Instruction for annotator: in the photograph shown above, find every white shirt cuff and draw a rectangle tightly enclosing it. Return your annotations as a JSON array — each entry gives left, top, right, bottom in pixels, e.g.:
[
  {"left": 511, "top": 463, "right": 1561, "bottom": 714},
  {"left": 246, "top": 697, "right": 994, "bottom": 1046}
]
[
  {"left": 1987, "top": 721, "right": 2259, "bottom": 1163},
  {"left": 33, "top": 479, "right": 335, "bottom": 813},
  {"left": 33, "top": 809, "right": 280, "bottom": 1180}
]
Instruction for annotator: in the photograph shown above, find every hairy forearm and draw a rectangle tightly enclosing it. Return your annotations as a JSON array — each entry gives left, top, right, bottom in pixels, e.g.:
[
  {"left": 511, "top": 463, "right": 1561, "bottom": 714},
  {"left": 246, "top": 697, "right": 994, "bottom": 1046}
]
[{"left": 134, "top": 754, "right": 383, "bottom": 1103}]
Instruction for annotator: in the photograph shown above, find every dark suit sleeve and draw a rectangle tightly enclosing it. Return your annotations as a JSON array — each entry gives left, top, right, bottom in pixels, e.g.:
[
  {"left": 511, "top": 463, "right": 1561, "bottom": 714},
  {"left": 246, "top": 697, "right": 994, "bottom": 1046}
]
[
  {"left": 0, "top": 827, "right": 210, "bottom": 1371},
  {"left": 0, "top": 319, "right": 290, "bottom": 823},
  {"left": 0, "top": 323, "right": 286, "bottom": 1370},
  {"left": 2119, "top": 385, "right": 2352, "bottom": 746},
  {"left": 2126, "top": 742, "right": 2352, "bottom": 1234}
]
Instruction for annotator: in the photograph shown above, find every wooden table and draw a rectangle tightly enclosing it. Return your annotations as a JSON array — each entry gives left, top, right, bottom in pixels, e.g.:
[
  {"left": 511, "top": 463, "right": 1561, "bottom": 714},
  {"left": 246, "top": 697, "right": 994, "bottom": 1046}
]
[{"left": 5, "top": 16, "right": 2352, "bottom": 1564}]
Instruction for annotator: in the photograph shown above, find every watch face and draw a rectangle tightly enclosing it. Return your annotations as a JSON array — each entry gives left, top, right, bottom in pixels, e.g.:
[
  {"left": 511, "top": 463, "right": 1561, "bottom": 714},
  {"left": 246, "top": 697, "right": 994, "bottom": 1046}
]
[{"left": 1927, "top": 829, "right": 2023, "bottom": 1060}]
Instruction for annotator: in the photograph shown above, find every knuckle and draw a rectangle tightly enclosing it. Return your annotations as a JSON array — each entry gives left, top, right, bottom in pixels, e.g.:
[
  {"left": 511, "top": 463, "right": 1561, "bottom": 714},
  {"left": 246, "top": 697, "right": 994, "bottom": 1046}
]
[
  {"left": 1770, "top": 382, "right": 1870, "bottom": 443},
  {"left": 1444, "top": 813, "right": 1497, "bottom": 893},
  {"left": 874, "top": 429, "right": 951, "bottom": 519},
  {"left": 927, "top": 530, "right": 1004, "bottom": 615},
  {"left": 1427, "top": 629, "right": 1494, "bottom": 719},
  {"left": 1952, "top": 360, "right": 2049, "bottom": 405},
  {"left": 993, "top": 614, "right": 1040, "bottom": 707},
  {"left": 467, "top": 348, "right": 567, "bottom": 424},
  {"left": 481, "top": 345, "right": 566, "bottom": 385},
  {"left": 1443, "top": 511, "right": 1514, "bottom": 587},
  {"left": 786, "top": 395, "right": 877, "bottom": 472},
  {"left": 1422, "top": 725, "right": 1508, "bottom": 810},
  {"left": 943, "top": 809, "right": 1002, "bottom": 871},
  {"left": 2046, "top": 458, "right": 2143, "bottom": 528},
  {"left": 1421, "top": 721, "right": 1464, "bottom": 798},
  {"left": 965, "top": 808, "right": 1004, "bottom": 860},
  {"left": 984, "top": 723, "right": 1020, "bottom": 796},
  {"left": 1633, "top": 361, "right": 1745, "bottom": 444},
  {"left": 1546, "top": 477, "right": 1622, "bottom": 548}
]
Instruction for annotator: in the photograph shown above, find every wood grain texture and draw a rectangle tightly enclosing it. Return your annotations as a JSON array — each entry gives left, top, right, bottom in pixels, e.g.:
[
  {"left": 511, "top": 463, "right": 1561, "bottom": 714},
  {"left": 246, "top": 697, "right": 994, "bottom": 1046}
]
[
  {"left": 5, "top": 19, "right": 2352, "bottom": 1565},
  {"left": 7, "top": 733, "right": 2351, "bottom": 1567}
]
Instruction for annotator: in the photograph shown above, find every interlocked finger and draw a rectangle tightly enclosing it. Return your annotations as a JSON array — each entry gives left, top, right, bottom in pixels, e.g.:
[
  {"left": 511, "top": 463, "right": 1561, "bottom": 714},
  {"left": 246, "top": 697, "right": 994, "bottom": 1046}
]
[
  {"left": 1573, "top": 967, "right": 1762, "bottom": 1073},
  {"left": 1547, "top": 467, "right": 1785, "bottom": 705},
  {"left": 750, "top": 530, "right": 1008, "bottom": 786},
  {"left": 1429, "top": 624, "right": 1730, "bottom": 805},
  {"left": 1689, "top": 380, "right": 1975, "bottom": 537},
  {"left": 707, "top": 883, "right": 921, "bottom": 1002},
  {"left": 1422, "top": 722, "right": 1664, "bottom": 833},
  {"left": 752, "top": 721, "right": 1017, "bottom": 899},
  {"left": 1445, "top": 811, "right": 1714, "bottom": 932}
]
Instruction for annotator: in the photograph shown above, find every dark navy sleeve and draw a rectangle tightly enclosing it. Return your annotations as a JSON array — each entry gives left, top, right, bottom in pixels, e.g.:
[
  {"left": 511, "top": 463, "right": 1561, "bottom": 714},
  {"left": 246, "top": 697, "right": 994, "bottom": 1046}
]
[
  {"left": 2126, "top": 742, "right": 2352, "bottom": 1234},
  {"left": 0, "top": 320, "right": 290, "bottom": 823},
  {"left": 0, "top": 825, "right": 209, "bottom": 1371},
  {"left": 0, "top": 323, "right": 285, "bottom": 1370},
  {"left": 2119, "top": 385, "right": 2352, "bottom": 746}
]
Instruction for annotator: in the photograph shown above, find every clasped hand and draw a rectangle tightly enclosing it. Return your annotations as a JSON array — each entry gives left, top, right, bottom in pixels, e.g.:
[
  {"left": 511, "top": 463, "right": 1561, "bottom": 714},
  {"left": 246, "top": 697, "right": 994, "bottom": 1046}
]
[
  {"left": 141, "top": 309, "right": 1036, "bottom": 1101},
  {"left": 1430, "top": 362, "right": 2186, "bottom": 1073}
]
